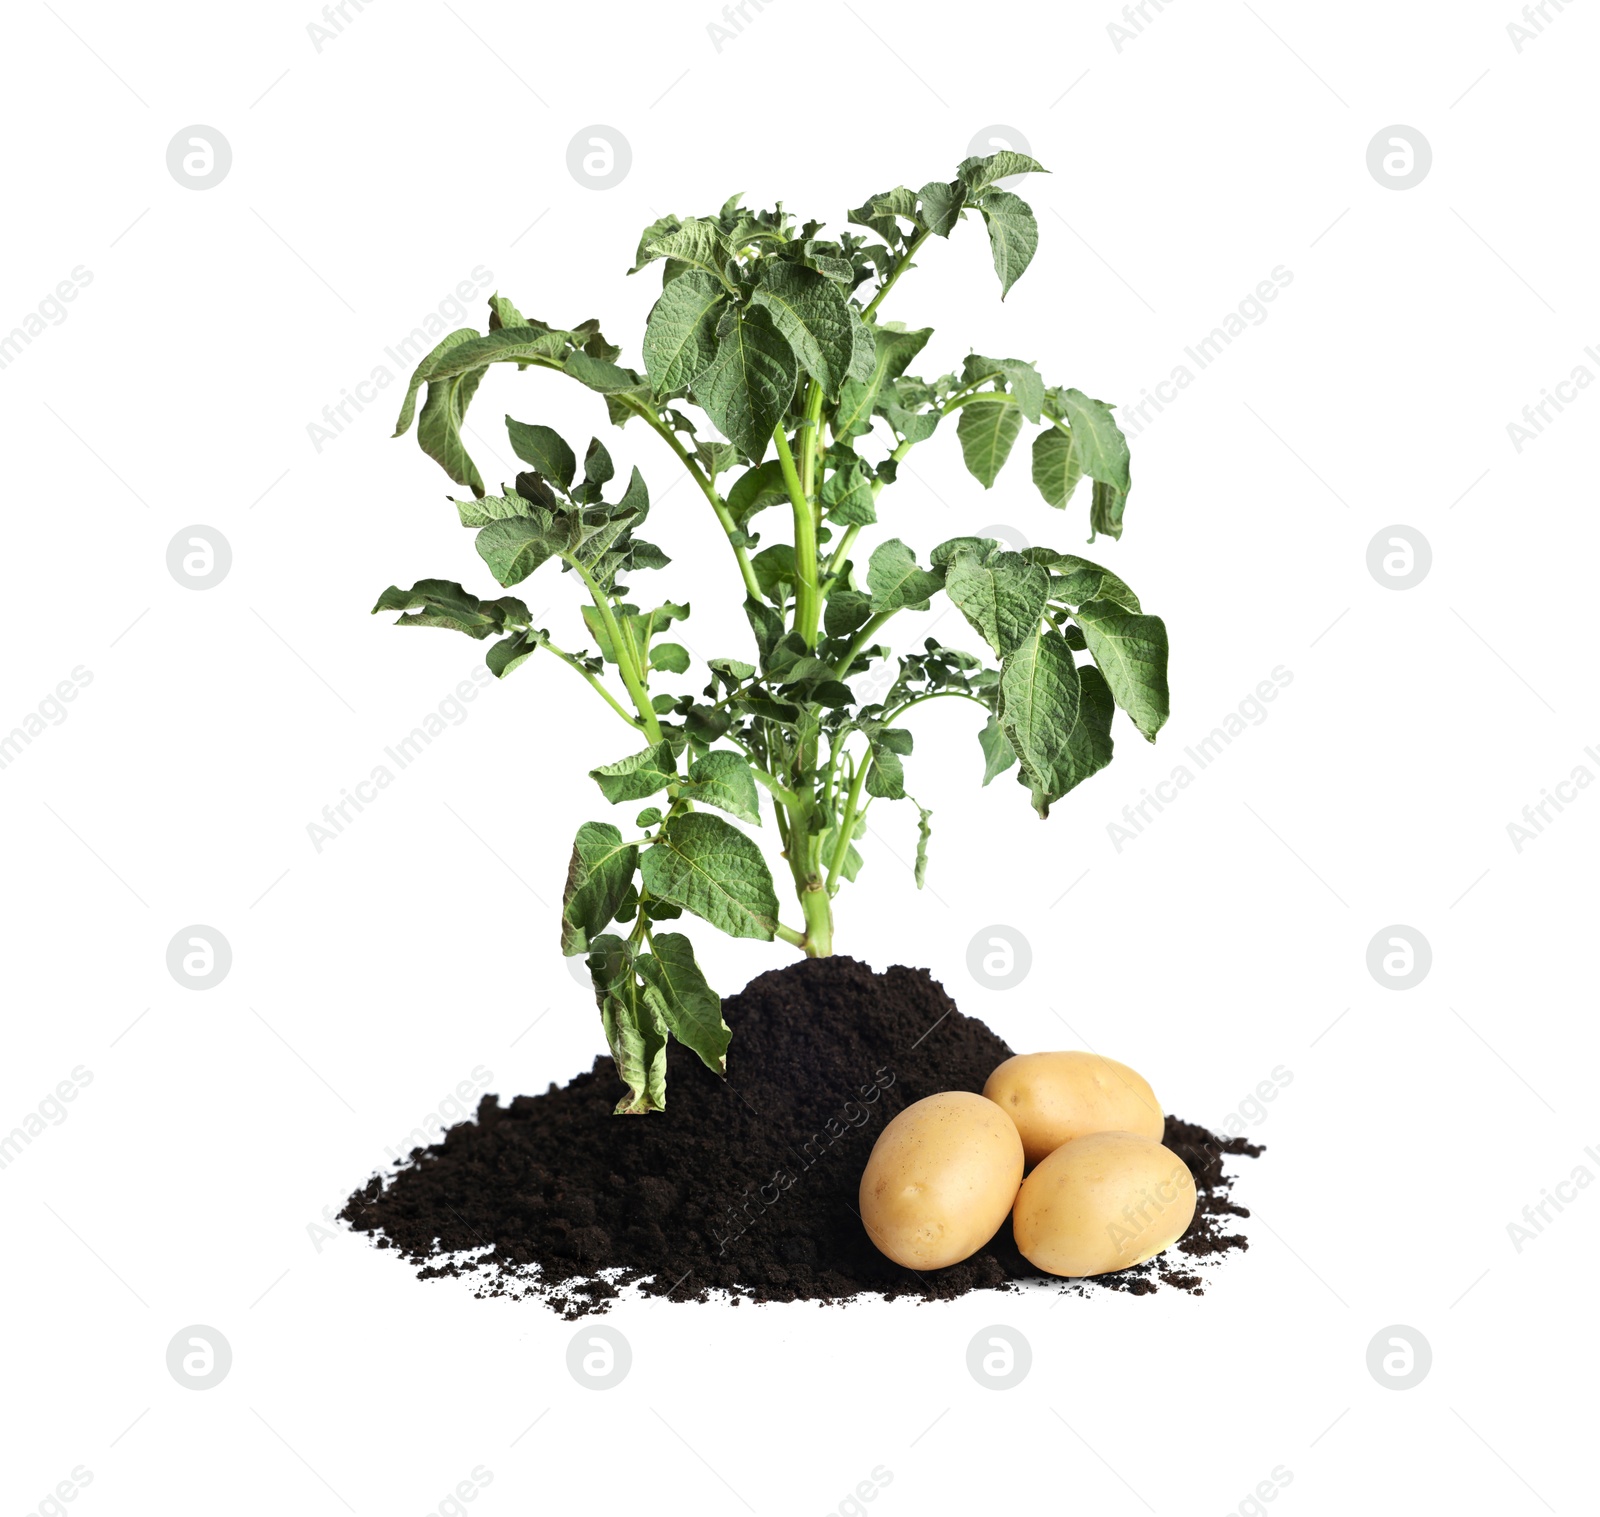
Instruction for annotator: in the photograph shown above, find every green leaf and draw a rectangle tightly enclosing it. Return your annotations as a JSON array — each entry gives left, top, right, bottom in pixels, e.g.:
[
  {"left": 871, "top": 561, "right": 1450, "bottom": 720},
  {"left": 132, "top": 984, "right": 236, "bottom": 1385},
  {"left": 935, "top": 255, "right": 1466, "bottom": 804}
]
[
  {"left": 1075, "top": 601, "right": 1169, "bottom": 741},
  {"left": 640, "top": 813, "right": 778, "bottom": 940},
  {"left": 371, "top": 579, "right": 531, "bottom": 639},
  {"left": 641, "top": 217, "right": 735, "bottom": 284},
  {"left": 475, "top": 512, "right": 565, "bottom": 587},
  {"left": 694, "top": 437, "right": 739, "bottom": 478},
  {"left": 504, "top": 418, "right": 575, "bottom": 489},
  {"left": 823, "top": 825, "right": 864, "bottom": 882},
  {"left": 587, "top": 935, "right": 668, "bottom": 1114},
  {"left": 846, "top": 310, "right": 878, "bottom": 382},
  {"left": 642, "top": 271, "right": 726, "bottom": 396},
  {"left": 590, "top": 742, "right": 679, "bottom": 804},
  {"left": 880, "top": 381, "right": 941, "bottom": 443},
  {"left": 735, "top": 693, "right": 801, "bottom": 724},
  {"left": 1000, "top": 364, "right": 1045, "bottom": 422},
  {"left": 867, "top": 538, "right": 944, "bottom": 612},
  {"left": 726, "top": 459, "right": 788, "bottom": 528},
  {"left": 866, "top": 748, "right": 904, "bottom": 799},
  {"left": 685, "top": 704, "right": 732, "bottom": 743},
  {"left": 1024, "top": 550, "right": 1142, "bottom": 613},
  {"left": 868, "top": 186, "right": 921, "bottom": 224},
  {"left": 864, "top": 728, "right": 909, "bottom": 799},
  {"left": 752, "top": 543, "right": 799, "bottom": 604},
  {"left": 1000, "top": 630, "right": 1115, "bottom": 817},
  {"left": 978, "top": 712, "right": 1017, "bottom": 784},
  {"left": 820, "top": 456, "right": 877, "bottom": 525},
  {"left": 847, "top": 193, "right": 903, "bottom": 245},
  {"left": 824, "top": 588, "right": 874, "bottom": 638},
  {"left": 637, "top": 932, "right": 731, "bottom": 1075},
  {"left": 564, "top": 352, "right": 640, "bottom": 393},
  {"left": 579, "top": 436, "right": 615, "bottom": 497},
  {"left": 642, "top": 599, "right": 690, "bottom": 632},
  {"left": 750, "top": 262, "right": 855, "bottom": 395},
  {"left": 1091, "top": 479, "right": 1127, "bottom": 542},
  {"left": 629, "top": 213, "right": 684, "bottom": 274},
  {"left": 454, "top": 491, "right": 537, "bottom": 528},
  {"left": 682, "top": 749, "right": 762, "bottom": 826},
  {"left": 693, "top": 306, "right": 798, "bottom": 462},
  {"left": 974, "top": 189, "right": 1039, "bottom": 299},
  {"left": 420, "top": 327, "right": 571, "bottom": 381},
  {"left": 582, "top": 604, "right": 618, "bottom": 663},
  {"left": 964, "top": 354, "right": 1045, "bottom": 422},
  {"left": 394, "top": 328, "right": 478, "bottom": 438},
  {"left": 651, "top": 641, "right": 691, "bottom": 675},
  {"left": 744, "top": 597, "right": 784, "bottom": 667},
  {"left": 958, "top": 151, "right": 1049, "bottom": 195},
  {"left": 562, "top": 823, "right": 639, "bottom": 955},
  {"left": 602, "top": 397, "right": 644, "bottom": 433},
  {"left": 832, "top": 325, "right": 932, "bottom": 439},
  {"left": 485, "top": 631, "right": 537, "bottom": 677},
  {"left": 418, "top": 361, "right": 486, "bottom": 496},
  {"left": 486, "top": 291, "right": 525, "bottom": 328},
  {"left": 567, "top": 467, "right": 653, "bottom": 579},
  {"left": 956, "top": 397, "right": 1023, "bottom": 488},
  {"left": 917, "top": 179, "right": 964, "bottom": 237},
  {"left": 914, "top": 804, "right": 933, "bottom": 889},
  {"left": 767, "top": 632, "right": 831, "bottom": 684},
  {"left": 1059, "top": 389, "right": 1131, "bottom": 494},
  {"left": 943, "top": 549, "right": 1050, "bottom": 657},
  {"left": 1032, "top": 426, "right": 1084, "bottom": 510},
  {"left": 930, "top": 535, "right": 997, "bottom": 568}
]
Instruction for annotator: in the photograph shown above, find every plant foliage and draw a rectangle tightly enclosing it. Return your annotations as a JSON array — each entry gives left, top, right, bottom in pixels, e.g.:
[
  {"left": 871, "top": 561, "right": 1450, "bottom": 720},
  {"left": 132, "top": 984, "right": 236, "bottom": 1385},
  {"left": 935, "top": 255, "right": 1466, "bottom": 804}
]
[{"left": 376, "top": 153, "right": 1169, "bottom": 1112}]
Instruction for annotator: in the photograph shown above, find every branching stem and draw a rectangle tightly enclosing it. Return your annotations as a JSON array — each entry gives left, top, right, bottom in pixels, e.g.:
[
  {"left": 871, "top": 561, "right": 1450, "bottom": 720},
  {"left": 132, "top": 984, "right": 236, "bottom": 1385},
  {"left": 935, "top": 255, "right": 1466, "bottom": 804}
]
[
  {"left": 862, "top": 228, "right": 932, "bottom": 319},
  {"left": 826, "top": 748, "right": 873, "bottom": 893},
  {"left": 538, "top": 636, "right": 643, "bottom": 732},
  {"left": 773, "top": 424, "right": 821, "bottom": 648}
]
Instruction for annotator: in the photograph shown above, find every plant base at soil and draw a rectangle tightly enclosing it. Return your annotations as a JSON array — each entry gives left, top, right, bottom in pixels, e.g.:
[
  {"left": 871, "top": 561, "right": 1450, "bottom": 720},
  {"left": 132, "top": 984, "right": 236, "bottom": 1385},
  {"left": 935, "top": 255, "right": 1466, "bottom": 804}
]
[{"left": 342, "top": 957, "right": 1261, "bottom": 1315}]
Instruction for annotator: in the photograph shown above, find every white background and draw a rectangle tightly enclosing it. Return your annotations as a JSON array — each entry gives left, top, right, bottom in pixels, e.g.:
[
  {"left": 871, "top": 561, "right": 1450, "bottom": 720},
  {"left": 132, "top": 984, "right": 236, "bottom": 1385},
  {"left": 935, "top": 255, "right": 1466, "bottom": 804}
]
[{"left": 3, "top": 1, "right": 1595, "bottom": 1512}]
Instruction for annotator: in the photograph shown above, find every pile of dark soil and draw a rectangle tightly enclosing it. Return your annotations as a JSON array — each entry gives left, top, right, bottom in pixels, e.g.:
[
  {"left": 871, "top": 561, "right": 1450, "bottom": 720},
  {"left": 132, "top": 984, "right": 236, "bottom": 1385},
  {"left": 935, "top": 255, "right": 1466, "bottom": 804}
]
[{"left": 342, "top": 956, "right": 1261, "bottom": 1314}]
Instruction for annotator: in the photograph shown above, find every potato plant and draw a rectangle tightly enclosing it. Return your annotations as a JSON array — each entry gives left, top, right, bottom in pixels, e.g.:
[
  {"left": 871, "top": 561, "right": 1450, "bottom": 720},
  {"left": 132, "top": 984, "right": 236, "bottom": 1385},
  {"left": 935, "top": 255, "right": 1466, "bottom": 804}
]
[{"left": 376, "top": 152, "right": 1169, "bottom": 1112}]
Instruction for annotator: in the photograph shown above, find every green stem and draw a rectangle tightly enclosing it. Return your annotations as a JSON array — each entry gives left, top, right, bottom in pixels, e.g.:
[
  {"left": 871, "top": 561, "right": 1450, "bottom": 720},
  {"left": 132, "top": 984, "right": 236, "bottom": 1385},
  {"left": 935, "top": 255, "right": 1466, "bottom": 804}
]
[
  {"left": 885, "top": 688, "right": 990, "bottom": 722},
  {"left": 775, "top": 921, "right": 808, "bottom": 949},
  {"left": 609, "top": 391, "right": 763, "bottom": 603},
  {"left": 566, "top": 557, "right": 664, "bottom": 745},
  {"left": 943, "top": 390, "right": 1015, "bottom": 415},
  {"left": 538, "top": 636, "right": 643, "bottom": 732},
  {"left": 750, "top": 765, "right": 805, "bottom": 813},
  {"left": 940, "top": 373, "right": 1004, "bottom": 412},
  {"left": 820, "top": 733, "right": 845, "bottom": 813},
  {"left": 773, "top": 425, "right": 821, "bottom": 648},
  {"left": 817, "top": 384, "right": 990, "bottom": 595},
  {"left": 820, "top": 522, "right": 863, "bottom": 590},
  {"left": 862, "top": 228, "right": 932, "bottom": 320},
  {"left": 825, "top": 750, "right": 872, "bottom": 894},
  {"left": 797, "top": 883, "right": 834, "bottom": 957},
  {"left": 798, "top": 381, "right": 825, "bottom": 510},
  {"left": 830, "top": 609, "right": 897, "bottom": 681}
]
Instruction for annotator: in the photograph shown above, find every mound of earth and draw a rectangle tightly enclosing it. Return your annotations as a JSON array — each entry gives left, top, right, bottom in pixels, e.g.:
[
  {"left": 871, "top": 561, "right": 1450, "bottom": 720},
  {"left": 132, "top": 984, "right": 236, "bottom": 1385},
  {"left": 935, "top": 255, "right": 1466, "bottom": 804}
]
[{"left": 342, "top": 955, "right": 1261, "bottom": 1315}]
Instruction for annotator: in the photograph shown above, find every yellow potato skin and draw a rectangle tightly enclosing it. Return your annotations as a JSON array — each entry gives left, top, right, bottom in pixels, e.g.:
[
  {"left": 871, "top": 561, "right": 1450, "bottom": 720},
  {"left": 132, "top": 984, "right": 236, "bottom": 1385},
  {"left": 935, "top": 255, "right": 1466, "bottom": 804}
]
[
  {"left": 983, "top": 1051, "right": 1164, "bottom": 1166},
  {"left": 1012, "top": 1130, "right": 1197, "bottom": 1277},
  {"left": 858, "top": 1091, "right": 1025, "bottom": 1270}
]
